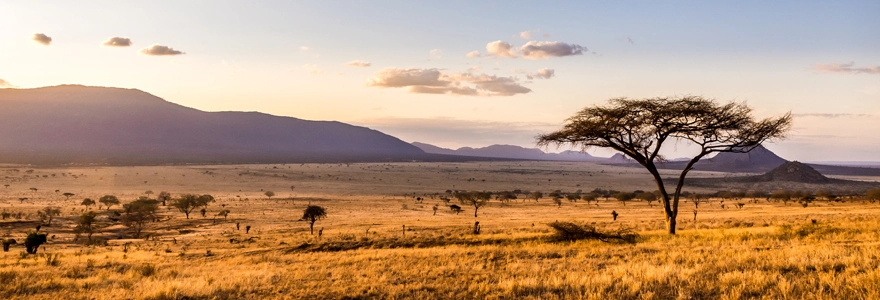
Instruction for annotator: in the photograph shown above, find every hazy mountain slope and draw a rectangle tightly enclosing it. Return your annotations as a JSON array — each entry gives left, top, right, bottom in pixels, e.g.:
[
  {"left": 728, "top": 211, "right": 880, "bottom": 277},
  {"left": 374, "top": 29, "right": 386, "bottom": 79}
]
[
  {"left": 412, "top": 142, "right": 601, "bottom": 161},
  {"left": 0, "top": 85, "right": 434, "bottom": 164}
]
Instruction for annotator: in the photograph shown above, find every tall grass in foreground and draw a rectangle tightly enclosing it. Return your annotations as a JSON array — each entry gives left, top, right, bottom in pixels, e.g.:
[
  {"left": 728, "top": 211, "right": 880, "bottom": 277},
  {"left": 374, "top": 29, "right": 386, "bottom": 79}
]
[{"left": 2, "top": 213, "right": 880, "bottom": 299}]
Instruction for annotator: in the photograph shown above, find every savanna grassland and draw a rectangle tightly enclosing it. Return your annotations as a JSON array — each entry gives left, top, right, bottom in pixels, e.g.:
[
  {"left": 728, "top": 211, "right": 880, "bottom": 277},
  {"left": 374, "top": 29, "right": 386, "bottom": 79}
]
[{"left": 2, "top": 161, "right": 880, "bottom": 299}]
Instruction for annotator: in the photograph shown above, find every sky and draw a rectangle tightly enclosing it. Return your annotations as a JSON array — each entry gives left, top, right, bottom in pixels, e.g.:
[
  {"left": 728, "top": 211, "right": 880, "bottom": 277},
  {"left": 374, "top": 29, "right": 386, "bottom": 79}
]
[{"left": 1, "top": 1, "right": 878, "bottom": 161}]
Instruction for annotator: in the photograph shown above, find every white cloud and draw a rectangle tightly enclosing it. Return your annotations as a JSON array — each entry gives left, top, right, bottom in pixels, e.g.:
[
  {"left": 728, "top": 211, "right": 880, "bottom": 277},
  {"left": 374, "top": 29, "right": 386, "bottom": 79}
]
[
  {"left": 344, "top": 60, "right": 372, "bottom": 67},
  {"left": 0, "top": 79, "right": 13, "bottom": 88},
  {"left": 814, "top": 62, "right": 880, "bottom": 75},
  {"left": 429, "top": 49, "right": 443, "bottom": 59},
  {"left": 366, "top": 68, "right": 532, "bottom": 97},
  {"left": 526, "top": 68, "right": 555, "bottom": 80},
  {"left": 302, "top": 64, "right": 323, "bottom": 75},
  {"left": 300, "top": 46, "right": 310, "bottom": 51},
  {"left": 519, "top": 30, "right": 539, "bottom": 39},
  {"left": 520, "top": 41, "right": 586, "bottom": 59},
  {"left": 466, "top": 50, "right": 482, "bottom": 58},
  {"left": 486, "top": 40, "right": 517, "bottom": 58},
  {"left": 103, "top": 37, "right": 132, "bottom": 47},
  {"left": 139, "top": 44, "right": 185, "bottom": 56},
  {"left": 32, "top": 33, "right": 52, "bottom": 45}
]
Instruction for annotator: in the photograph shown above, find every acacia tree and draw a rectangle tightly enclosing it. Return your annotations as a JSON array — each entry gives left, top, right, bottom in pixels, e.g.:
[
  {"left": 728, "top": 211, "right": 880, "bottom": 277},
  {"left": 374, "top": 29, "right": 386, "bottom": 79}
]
[
  {"left": 170, "top": 194, "right": 213, "bottom": 219},
  {"left": 122, "top": 198, "right": 159, "bottom": 238},
  {"left": 81, "top": 198, "right": 96, "bottom": 208},
  {"left": 455, "top": 191, "right": 491, "bottom": 217},
  {"left": 76, "top": 211, "right": 99, "bottom": 243},
  {"left": 40, "top": 206, "right": 62, "bottom": 226},
  {"left": 538, "top": 96, "right": 791, "bottom": 234},
  {"left": 99, "top": 195, "right": 120, "bottom": 210},
  {"left": 302, "top": 205, "right": 327, "bottom": 235},
  {"left": 157, "top": 191, "right": 171, "bottom": 206}
]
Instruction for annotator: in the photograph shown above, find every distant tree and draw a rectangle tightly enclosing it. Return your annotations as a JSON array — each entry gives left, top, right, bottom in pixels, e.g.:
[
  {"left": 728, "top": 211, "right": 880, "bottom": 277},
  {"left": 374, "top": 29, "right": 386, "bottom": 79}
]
[
  {"left": 157, "top": 191, "right": 172, "bottom": 206},
  {"left": 456, "top": 191, "right": 491, "bottom": 217},
  {"left": 265, "top": 191, "right": 275, "bottom": 199},
  {"left": 217, "top": 209, "right": 231, "bottom": 220},
  {"left": 553, "top": 197, "right": 563, "bottom": 208},
  {"left": 39, "top": 206, "right": 62, "bottom": 226},
  {"left": 62, "top": 192, "right": 75, "bottom": 200},
  {"left": 122, "top": 198, "right": 159, "bottom": 238},
  {"left": 302, "top": 205, "right": 327, "bottom": 235},
  {"left": 529, "top": 191, "right": 543, "bottom": 202},
  {"left": 538, "top": 96, "right": 791, "bottom": 234},
  {"left": 170, "top": 194, "right": 213, "bottom": 219},
  {"left": 18, "top": 197, "right": 28, "bottom": 204},
  {"left": 815, "top": 190, "right": 835, "bottom": 201},
  {"left": 614, "top": 192, "right": 634, "bottom": 206},
  {"left": 866, "top": 189, "right": 880, "bottom": 202},
  {"left": 99, "top": 195, "right": 120, "bottom": 210},
  {"left": 145, "top": 190, "right": 154, "bottom": 197},
  {"left": 771, "top": 190, "right": 792, "bottom": 205},
  {"left": 76, "top": 211, "right": 99, "bottom": 243},
  {"left": 81, "top": 198, "right": 96, "bottom": 208},
  {"left": 200, "top": 208, "right": 207, "bottom": 217}
]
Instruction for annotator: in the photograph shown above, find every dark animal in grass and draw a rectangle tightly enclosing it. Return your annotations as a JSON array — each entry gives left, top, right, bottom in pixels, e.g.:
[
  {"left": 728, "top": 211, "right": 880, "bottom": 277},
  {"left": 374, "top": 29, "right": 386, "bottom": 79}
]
[
  {"left": 449, "top": 204, "right": 462, "bottom": 214},
  {"left": 611, "top": 210, "right": 619, "bottom": 221},
  {"left": 2, "top": 239, "right": 16, "bottom": 252},
  {"left": 25, "top": 232, "right": 48, "bottom": 254}
]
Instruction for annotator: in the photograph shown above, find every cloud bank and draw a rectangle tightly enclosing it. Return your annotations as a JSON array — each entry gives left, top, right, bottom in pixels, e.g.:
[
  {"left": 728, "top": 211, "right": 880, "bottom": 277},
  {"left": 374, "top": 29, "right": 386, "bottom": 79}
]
[
  {"left": 140, "top": 44, "right": 185, "bottom": 56},
  {"left": 0, "top": 79, "right": 12, "bottom": 88},
  {"left": 366, "top": 68, "right": 532, "bottom": 96},
  {"left": 103, "top": 37, "right": 132, "bottom": 47},
  {"left": 32, "top": 33, "right": 52, "bottom": 45},
  {"left": 345, "top": 60, "right": 372, "bottom": 67},
  {"left": 526, "top": 68, "right": 555, "bottom": 80},
  {"left": 814, "top": 62, "right": 880, "bottom": 74},
  {"left": 520, "top": 41, "right": 586, "bottom": 59},
  {"left": 479, "top": 40, "right": 586, "bottom": 59}
]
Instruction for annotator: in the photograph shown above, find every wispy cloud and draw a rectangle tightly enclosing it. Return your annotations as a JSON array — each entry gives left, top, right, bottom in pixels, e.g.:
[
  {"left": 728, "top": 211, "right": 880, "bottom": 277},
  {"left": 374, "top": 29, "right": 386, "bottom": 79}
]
[
  {"left": 793, "top": 113, "right": 873, "bottom": 118},
  {"left": 300, "top": 46, "right": 310, "bottom": 51},
  {"left": 526, "top": 68, "right": 555, "bottom": 80},
  {"left": 429, "top": 49, "right": 443, "bottom": 60},
  {"left": 344, "top": 60, "right": 372, "bottom": 67},
  {"left": 465, "top": 50, "right": 482, "bottom": 58},
  {"left": 366, "top": 68, "right": 531, "bottom": 97},
  {"left": 32, "top": 33, "right": 52, "bottom": 45},
  {"left": 520, "top": 41, "right": 586, "bottom": 59},
  {"left": 0, "top": 79, "right": 13, "bottom": 88},
  {"left": 814, "top": 62, "right": 880, "bottom": 74},
  {"left": 140, "top": 44, "right": 185, "bottom": 56},
  {"left": 519, "top": 30, "right": 539, "bottom": 39},
  {"left": 301, "top": 64, "right": 323, "bottom": 75},
  {"left": 103, "top": 37, "right": 132, "bottom": 47}
]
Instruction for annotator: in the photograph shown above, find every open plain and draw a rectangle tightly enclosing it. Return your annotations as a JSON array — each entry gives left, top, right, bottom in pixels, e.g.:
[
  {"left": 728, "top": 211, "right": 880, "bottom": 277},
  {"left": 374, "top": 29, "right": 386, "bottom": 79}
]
[{"left": 2, "top": 161, "right": 880, "bottom": 299}]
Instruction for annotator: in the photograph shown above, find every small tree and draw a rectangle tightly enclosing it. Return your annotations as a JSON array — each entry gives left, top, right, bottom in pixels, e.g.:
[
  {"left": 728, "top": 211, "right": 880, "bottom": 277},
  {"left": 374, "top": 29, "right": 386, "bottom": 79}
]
[
  {"left": 122, "top": 198, "right": 159, "bottom": 238},
  {"left": 538, "top": 96, "right": 791, "bottom": 234},
  {"left": 99, "top": 195, "right": 120, "bottom": 210},
  {"left": 866, "top": 189, "right": 880, "bottom": 202},
  {"left": 157, "top": 191, "right": 171, "bottom": 206},
  {"left": 302, "top": 205, "right": 327, "bottom": 235},
  {"left": 62, "top": 192, "right": 75, "bottom": 200},
  {"left": 217, "top": 209, "right": 231, "bottom": 220},
  {"left": 456, "top": 191, "right": 491, "bottom": 217},
  {"left": 170, "top": 194, "right": 213, "bottom": 219},
  {"left": 40, "top": 206, "right": 62, "bottom": 226},
  {"left": 529, "top": 191, "right": 543, "bottom": 202},
  {"left": 76, "top": 211, "right": 99, "bottom": 243},
  {"left": 264, "top": 191, "right": 275, "bottom": 199},
  {"left": 81, "top": 198, "right": 96, "bottom": 208}
]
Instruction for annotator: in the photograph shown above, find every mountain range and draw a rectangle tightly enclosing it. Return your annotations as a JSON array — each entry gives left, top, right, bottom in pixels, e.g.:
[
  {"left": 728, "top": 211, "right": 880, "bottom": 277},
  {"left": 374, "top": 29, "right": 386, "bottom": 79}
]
[
  {"left": 0, "top": 85, "right": 487, "bottom": 164},
  {"left": 411, "top": 142, "right": 603, "bottom": 161}
]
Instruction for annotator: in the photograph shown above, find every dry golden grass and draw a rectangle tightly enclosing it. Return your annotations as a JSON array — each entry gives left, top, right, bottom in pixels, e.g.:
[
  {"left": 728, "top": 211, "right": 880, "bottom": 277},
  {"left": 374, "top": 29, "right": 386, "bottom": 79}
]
[{"left": 2, "top": 162, "right": 880, "bottom": 299}]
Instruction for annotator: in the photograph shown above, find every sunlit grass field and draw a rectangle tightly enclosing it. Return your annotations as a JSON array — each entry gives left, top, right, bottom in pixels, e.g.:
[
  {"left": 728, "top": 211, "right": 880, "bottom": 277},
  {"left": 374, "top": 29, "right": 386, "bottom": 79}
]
[{"left": 2, "top": 162, "right": 879, "bottom": 299}]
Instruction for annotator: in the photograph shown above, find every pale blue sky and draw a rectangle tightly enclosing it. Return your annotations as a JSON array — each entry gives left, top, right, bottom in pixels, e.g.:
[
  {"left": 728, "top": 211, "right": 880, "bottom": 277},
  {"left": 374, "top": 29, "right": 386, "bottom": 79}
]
[{"left": 1, "top": 1, "right": 878, "bottom": 161}]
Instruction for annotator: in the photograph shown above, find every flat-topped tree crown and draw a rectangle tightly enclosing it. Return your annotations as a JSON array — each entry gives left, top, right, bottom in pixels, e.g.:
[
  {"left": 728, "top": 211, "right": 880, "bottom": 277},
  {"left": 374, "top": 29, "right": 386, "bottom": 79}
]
[{"left": 537, "top": 95, "right": 792, "bottom": 234}]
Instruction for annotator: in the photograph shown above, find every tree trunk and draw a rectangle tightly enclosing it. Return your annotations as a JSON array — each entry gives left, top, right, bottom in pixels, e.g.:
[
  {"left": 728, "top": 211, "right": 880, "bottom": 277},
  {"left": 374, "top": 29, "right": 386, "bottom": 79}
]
[
  {"left": 666, "top": 215, "right": 677, "bottom": 235},
  {"left": 309, "top": 222, "right": 315, "bottom": 235},
  {"left": 473, "top": 207, "right": 478, "bottom": 218}
]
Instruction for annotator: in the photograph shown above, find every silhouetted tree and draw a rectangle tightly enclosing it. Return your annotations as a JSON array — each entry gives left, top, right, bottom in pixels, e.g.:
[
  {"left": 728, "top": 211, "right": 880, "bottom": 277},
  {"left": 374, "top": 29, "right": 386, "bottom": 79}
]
[
  {"left": 81, "top": 198, "right": 96, "bottom": 208},
  {"left": 99, "top": 195, "right": 120, "bottom": 210},
  {"left": 76, "top": 211, "right": 99, "bottom": 243},
  {"left": 157, "top": 191, "right": 171, "bottom": 206},
  {"left": 456, "top": 191, "right": 491, "bottom": 217},
  {"left": 529, "top": 191, "right": 543, "bottom": 202},
  {"left": 39, "top": 206, "right": 61, "bottom": 226},
  {"left": 62, "top": 192, "right": 75, "bottom": 200},
  {"left": 171, "top": 194, "right": 214, "bottom": 219},
  {"left": 265, "top": 191, "right": 275, "bottom": 199},
  {"left": 538, "top": 96, "right": 791, "bottom": 234},
  {"left": 302, "top": 205, "right": 327, "bottom": 235},
  {"left": 122, "top": 198, "right": 159, "bottom": 238}
]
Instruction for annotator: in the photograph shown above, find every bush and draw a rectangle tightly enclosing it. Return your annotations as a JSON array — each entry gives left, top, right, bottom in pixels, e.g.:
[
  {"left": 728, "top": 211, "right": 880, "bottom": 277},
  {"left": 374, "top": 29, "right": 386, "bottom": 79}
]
[{"left": 547, "top": 221, "right": 638, "bottom": 243}]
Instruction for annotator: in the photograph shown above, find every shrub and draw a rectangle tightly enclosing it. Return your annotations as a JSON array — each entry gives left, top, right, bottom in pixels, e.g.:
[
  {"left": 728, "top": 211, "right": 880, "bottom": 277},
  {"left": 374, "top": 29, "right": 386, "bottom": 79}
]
[{"left": 547, "top": 221, "right": 638, "bottom": 243}]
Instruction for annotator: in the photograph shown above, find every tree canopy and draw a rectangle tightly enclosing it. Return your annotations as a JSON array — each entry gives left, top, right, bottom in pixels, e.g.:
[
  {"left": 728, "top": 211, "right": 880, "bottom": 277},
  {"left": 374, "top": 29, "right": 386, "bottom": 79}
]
[
  {"left": 302, "top": 205, "right": 327, "bottom": 235},
  {"left": 538, "top": 96, "right": 791, "bottom": 234},
  {"left": 171, "top": 194, "right": 214, "bottom": 219}
]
